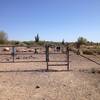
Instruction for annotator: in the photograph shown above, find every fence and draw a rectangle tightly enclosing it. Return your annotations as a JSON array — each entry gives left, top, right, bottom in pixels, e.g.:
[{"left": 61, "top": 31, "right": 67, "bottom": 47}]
[
  {"left": 0, "top": 45, "right": 70, "bottom": 71},
  {"left": 45, "top": 45, "right": 69, "bottom": 71}
]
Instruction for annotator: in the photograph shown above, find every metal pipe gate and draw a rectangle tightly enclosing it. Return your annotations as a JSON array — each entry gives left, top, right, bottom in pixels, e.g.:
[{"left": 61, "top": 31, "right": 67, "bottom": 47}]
[{"left": 0, "top": 45, "right": 70, "bottom": 71}]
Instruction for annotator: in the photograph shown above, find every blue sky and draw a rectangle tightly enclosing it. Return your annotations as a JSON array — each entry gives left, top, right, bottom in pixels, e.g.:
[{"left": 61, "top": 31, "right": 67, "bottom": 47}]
[{"left": 0, "top": 0, "right": 100, "bottom": 42}]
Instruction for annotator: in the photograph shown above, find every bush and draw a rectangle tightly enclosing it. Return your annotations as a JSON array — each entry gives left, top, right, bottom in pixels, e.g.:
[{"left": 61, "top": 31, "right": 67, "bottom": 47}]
[
  {"left": 83, "top": 50, "right": 93, "bottom": 55},
  {"left": 76, "top": 37, "right": 87, "bottom": 49},
  {"left": 97, "top": 51, "right": 100, "bottom": 55},
  {"left": 95, "top": 48, "right": 100, "bottom": 55},
  {"left": 0, "top": 31, "right": 8, "bottom": 44}
]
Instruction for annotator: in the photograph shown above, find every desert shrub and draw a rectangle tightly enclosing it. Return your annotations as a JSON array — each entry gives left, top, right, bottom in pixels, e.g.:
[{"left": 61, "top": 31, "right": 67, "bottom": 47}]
[
  {"left": 70, "top": 47, "right": 78, "bottom": 53},
  {"left": 97, "top": 51, "right": 100, "bottom": 55},
  {"left": 10, "top": 40, "right": 23, "bottom": 46},
  {"left": 76, "top": 37, "right": 87, "bottom": 49},
  {"left": 0, "top": 31, "right": 8, "bottom": 44},
  {"left": 91, "top": 68, "right": 96, "bottom": 74},
  {"left": 37, "top": 41, "right": 45, "bottom": 46},
  {"left": 90, "top": 68, "right": 100, "bottom": 74},
  {"left": 77, "top": 49, "right": 83, "bottom": 55},
  {"left": 95, "top": 48, "right": 100, "bottom": 55},
  {"left": 22, "top": 41, "right": 33, "bottom": 46},
  {"left": 97, "top": 70, "right": 100, "bottom": 74},
  {"left": 83, "top": 50, "right": 93, "bottom": 55},
  {"left": 18, "top": 42, "right": 27, "bottom": 46}
]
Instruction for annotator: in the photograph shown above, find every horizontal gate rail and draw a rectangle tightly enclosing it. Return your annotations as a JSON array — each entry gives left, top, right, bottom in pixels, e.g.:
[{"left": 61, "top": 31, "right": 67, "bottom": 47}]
[{"left": 48, "top": 64, "right": 68, "bottom": 66}]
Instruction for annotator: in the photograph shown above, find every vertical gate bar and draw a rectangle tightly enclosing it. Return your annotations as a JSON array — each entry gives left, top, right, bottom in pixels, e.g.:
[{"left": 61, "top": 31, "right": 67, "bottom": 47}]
[
  {"left": 46, "top": 45, "right": 49, "bottom": 71},
  {"left": 66, "top": 46, "right": 69, "bottom": 71},
  {"left": 12, "top": 46, "right": 15, "bottom": 63}
]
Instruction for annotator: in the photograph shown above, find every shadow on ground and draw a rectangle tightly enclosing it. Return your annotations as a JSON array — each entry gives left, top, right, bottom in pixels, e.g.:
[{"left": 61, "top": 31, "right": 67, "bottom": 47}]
[{"left": 0, "top": 69, "right": 72, "bottom": 73}]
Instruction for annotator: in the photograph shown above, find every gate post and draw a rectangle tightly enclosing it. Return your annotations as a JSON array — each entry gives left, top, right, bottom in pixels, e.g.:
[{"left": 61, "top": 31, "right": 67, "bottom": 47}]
[
  {"left": 46, "top": 45, "right": 49, "bottom": 71},
  {"left": 12, "top": 46, "right": 15, "bottom": 63},
  {"left": 66, "top": 46, "right": 69, "bottom": 71}
]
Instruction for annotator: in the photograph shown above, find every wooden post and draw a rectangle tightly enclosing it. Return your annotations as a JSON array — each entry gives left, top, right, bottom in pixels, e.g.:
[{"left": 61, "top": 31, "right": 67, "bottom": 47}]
[
  {"left": 66, "top": 46, "right": 69, "bottom": 71},
  {"left": 46, "top": 45, "right": 49, "bottom": 71}
]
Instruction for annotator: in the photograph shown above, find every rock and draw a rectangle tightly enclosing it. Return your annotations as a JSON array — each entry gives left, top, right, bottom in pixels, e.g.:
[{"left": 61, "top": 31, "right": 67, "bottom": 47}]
[
  {"left": 63, "top": 84, "right": 66, "bottom": 87},
  {"left": 6, "top": 58, "right": 9, "bottom": 61},
  {"left": 35, "top": 85, "right": 40, "bottom": 89},
  {"left": 3, "top": 47, "right": 10, "bottom": 51},
  {"left": 16, "top": 57, "right": 20, "bottom": 59}
]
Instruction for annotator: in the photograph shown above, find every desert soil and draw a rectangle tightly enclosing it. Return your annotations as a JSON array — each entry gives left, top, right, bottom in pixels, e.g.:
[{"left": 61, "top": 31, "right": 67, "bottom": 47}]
[{"left": 0, "top": 52, "right": 100, "bottom": 100}]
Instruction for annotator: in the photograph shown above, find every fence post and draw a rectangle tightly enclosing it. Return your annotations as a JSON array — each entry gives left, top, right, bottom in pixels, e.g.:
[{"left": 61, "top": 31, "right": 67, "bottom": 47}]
[
  {"left": 46, "top": 45, "right": 49, "bottom": 71},
  {"left": 66, "top": 46, "right": 69, "bottom": 71},
  {"left": 12, "top": 46, "right": 15, "bottom": 63}
]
